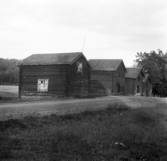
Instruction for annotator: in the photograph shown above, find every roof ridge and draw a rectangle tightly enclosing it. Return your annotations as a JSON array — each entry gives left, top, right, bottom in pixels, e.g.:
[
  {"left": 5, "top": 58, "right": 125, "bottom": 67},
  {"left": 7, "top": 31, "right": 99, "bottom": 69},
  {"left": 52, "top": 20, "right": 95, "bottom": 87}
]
[
  {"left": 30, "top": 52, "right": 83, "bottom": 55},
  {"left": 89, "top": 59, "right": 123, "bottom": 61},
  {"left": 21, "top": 52, "right": 83, "bottom": 66}
]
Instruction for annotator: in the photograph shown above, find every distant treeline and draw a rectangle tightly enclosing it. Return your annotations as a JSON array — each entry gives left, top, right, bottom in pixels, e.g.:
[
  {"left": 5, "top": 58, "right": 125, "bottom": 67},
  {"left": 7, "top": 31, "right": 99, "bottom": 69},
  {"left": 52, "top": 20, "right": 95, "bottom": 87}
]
[{"left": 0, "top": 58, "right": 21, "bottom": 85}]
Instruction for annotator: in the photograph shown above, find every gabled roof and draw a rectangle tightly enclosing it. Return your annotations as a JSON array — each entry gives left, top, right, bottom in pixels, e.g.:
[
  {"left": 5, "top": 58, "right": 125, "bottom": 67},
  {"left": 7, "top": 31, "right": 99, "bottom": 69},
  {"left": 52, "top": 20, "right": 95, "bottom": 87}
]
[
  {"left": 88, "top": 59, "right": 126, "bottom": 71},
  {"left": 20, "top": 52, "right": 85, "bottom": 66},
  {"left": 125, "top": 68, "right": 144, "bottom": 79}
]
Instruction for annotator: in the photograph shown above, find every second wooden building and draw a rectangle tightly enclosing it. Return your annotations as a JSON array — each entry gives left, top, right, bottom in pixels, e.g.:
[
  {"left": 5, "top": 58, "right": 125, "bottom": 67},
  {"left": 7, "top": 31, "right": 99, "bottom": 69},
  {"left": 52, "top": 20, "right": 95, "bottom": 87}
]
[{"left": 89, "top": 59, "right": 127, "bottom": 96}]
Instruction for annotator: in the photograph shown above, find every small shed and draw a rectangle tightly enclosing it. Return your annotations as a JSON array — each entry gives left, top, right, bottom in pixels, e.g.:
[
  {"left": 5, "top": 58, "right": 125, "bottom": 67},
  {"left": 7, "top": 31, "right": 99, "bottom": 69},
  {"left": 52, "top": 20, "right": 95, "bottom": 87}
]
[
  {"left": 89, "top": 59, "right": 127, "bottom": 96},
  {"left": 125, "top": 68, "right": 144, "bottom": 96},
  {"left": 142, "top": 74, "right": 152, "bottom": 96},
  {"left": 18, "top": 52, "right": 90, "bottom": 99}
]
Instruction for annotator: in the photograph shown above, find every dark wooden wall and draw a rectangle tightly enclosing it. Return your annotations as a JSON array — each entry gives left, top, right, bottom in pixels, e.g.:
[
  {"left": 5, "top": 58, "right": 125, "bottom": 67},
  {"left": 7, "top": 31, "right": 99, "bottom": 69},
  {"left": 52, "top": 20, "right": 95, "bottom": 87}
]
[
  {"left": 137, "top": 73, "right": 144, "bottom": 94},
  {"left": 113, "top": 62, "right": 126, "bottom": 94},
  {"left": 90, "top": 62, "right": 126, "bottom": 97},
  {"left": 67, "top": 56, "right": 90, "bottom": 97},
  {"left": 125, "top": 78, "right": 135, "bottom": 95},
  {"left": 125, "top": 73, "right": 144, "bottom": 95},
  {"left": 20, "top": 65, "right": 67, "bottom": 98},
  {"left": 19, "top": 56, "right": 90, "bottom": 99},
  {"left": 90, "top": 71, "right": 113, "bottom": 96}
]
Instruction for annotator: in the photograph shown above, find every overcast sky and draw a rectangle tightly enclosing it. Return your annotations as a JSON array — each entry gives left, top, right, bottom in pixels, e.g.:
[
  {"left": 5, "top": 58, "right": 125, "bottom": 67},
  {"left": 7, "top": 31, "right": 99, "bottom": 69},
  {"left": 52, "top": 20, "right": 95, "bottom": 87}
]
[{"left": 0, "top": 0, "right": 166, "bottom": 66}]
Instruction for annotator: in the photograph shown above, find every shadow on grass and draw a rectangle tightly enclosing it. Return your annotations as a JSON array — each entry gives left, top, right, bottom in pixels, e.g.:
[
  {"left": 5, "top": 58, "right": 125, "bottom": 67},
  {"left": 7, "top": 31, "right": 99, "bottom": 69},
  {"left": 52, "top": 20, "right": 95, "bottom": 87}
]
[
  {"left": 22, "top": 103, "right": 130, "bottom": 126},
  {"left": 0, "top": 119, "right": 27, "bottom": 131},
  {"left": 50, "top": 132, "right": 95, "bottom": 161},
  {"left": 0, "top": 135, "right": 22, "bottom": 159}
]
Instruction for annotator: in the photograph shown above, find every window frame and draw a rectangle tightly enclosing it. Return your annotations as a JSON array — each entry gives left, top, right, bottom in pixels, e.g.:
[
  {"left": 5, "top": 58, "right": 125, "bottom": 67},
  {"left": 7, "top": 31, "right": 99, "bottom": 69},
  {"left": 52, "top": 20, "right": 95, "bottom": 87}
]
[
  {"left": 77, "top": 62, "right": 83, "bottom": 74},
  {"left": 37, "top": 79, "right": 49, "bottom": 92}
]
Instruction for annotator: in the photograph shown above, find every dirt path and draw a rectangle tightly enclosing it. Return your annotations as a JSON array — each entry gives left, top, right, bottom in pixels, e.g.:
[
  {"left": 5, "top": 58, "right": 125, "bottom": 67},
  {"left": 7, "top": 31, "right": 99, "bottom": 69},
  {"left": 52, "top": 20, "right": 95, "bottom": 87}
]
[
  {"left": 0, "top": 96, "right": 166, "bottom": 120},
  {"left": 0, "top": 96, "right": 122, "bottom": 120}
]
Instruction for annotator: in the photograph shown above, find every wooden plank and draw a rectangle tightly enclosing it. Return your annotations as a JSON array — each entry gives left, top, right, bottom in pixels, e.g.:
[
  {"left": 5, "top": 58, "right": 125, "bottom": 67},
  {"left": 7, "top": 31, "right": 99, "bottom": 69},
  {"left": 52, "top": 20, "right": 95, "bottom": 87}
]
[
  {"left": 22, "top": 85, "right": 65, "bottom": 91},
  {"left": 22, "top": 79, "right": 66, "bottom": 84},
  {"left": 22, "top": 65, "right": 66, "bottom": 72},
  {"left": 18, "top": 66, "right": 22, "bottom": 99},
  {"left": 22, "top": 72, "right": 66, "bottom": 76},
  {"left": 21, "top": 76, "right": 66, "bottom": 81},
  {"left": 21, "top": 92, "right": 66, "bottom": 96}
]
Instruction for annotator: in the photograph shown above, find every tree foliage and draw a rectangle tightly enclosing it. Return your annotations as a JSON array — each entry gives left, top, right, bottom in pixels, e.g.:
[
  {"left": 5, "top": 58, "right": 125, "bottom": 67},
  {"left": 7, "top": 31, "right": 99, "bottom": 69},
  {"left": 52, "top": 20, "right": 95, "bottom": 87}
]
[
  {"left": 135, "top": 50, "right": 167, "bottom": 96},
  {"left": 0, "top": 58, "right": 20, "bottom": 85}
]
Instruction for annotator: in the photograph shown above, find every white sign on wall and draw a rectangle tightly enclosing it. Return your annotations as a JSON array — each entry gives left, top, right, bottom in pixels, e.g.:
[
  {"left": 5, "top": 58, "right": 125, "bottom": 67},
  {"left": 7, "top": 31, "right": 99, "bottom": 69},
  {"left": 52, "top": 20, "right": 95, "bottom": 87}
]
[{"left": 37, "top": 79, "right": 49, "bottom": 92}]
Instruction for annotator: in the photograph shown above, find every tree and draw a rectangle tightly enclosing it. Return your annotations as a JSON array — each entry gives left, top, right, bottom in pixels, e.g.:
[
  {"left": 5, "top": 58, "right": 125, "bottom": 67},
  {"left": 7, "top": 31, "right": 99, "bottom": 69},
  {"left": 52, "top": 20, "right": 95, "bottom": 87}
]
[
  {"left": 135, "top": 50, "right": 167, "bottom": 97},
  {"left": 0, "top": 58, "right": 20, "bottom": 85}
]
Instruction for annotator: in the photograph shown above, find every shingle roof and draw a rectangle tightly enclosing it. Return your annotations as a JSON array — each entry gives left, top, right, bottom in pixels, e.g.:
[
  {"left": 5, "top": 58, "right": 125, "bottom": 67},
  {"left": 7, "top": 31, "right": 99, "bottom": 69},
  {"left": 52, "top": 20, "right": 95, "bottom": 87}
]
[
  {"left": 20, "top": 52, "right": 84, "bottom": 65},
  {"left": 125, "top": 68, "right": 144, "bottom": 79},
  {"left": 88, "top": 59, "right": 125, "bottom": 71}
]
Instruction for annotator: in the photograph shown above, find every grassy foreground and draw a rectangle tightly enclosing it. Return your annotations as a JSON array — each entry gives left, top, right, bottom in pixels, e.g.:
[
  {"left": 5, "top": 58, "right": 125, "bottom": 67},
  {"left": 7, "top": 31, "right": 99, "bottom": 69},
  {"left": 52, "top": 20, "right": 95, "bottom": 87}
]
[{"left": 0, "top": 103, "right": 167, "bottom": 161}]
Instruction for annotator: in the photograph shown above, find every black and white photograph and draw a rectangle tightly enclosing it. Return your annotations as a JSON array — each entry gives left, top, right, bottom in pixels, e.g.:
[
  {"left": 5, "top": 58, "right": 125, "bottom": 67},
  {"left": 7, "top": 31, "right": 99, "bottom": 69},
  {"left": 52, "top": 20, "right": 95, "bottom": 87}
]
[{"left": 0, "top": 0, "right": 167, "bottom": 160}]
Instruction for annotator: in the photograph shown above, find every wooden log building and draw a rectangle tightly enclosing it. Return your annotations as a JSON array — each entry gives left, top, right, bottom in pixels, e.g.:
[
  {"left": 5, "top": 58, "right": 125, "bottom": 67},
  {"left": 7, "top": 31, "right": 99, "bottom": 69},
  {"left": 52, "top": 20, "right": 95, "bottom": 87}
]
[
  {"left": 125, "top": 68, "right": 144, "bottom": 96},
  {"left": 18, "top": 52, "right": 91, "bottom": 99},
  {"left": 89, "top": 59, "right": 127, "bottom": 96}
]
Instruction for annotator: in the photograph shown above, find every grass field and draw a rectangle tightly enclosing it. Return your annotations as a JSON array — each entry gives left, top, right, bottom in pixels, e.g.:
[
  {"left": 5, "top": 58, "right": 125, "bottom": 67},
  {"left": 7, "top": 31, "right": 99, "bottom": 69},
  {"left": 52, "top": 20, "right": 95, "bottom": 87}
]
[{"left": 0, "top": 102, "right": 167, "bottom": 160}]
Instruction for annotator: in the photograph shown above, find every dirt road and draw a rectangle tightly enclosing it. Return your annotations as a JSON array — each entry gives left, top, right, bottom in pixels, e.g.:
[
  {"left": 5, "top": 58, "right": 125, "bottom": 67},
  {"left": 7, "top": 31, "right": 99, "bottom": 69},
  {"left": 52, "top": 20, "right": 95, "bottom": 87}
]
[
  {"left": 0, "top": 96, "right": 121, "bottom": 120},
  {"left": 0, "top": 96, "right": 166, "bottom": 120}
]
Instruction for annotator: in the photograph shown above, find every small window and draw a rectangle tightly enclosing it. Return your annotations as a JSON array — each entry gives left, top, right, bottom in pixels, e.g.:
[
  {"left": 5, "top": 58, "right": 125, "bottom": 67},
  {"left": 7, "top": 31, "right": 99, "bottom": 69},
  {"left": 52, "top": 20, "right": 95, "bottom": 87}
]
[
  {"left": 37, "top": 79, "right": 49, "bottom": 92},
  {"left": 77, "top": 62, "right": 83, "bottom": 73}
]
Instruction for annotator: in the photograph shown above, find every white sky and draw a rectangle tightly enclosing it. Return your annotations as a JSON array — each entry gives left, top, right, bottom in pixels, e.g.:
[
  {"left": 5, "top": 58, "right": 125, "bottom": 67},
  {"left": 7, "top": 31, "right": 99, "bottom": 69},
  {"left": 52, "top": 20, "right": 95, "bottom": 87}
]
[{"left": 0, "top": 0, "right": 167, "bottom": 66}]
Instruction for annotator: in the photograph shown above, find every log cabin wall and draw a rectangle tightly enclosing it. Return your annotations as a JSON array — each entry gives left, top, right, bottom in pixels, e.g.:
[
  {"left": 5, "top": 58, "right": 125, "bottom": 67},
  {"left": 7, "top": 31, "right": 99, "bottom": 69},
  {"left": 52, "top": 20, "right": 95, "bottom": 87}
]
[
  {"left": 125, "top": 78, "right": 135, "bottom": 95},
  {"left": 113, "top": 62, "right": 126, "bottom": 94},
  {"left": 67, "top": 56, "right": 90, "bottom": 97},
  {"left": 90, "top": 71, "right": 113, "bottom": 96},
  {"left": 89, "top": 60, "right": 126, "bottom": 97},
  {"left": 125, "top": 68, "right": 145, "bottom": 96},
  {"left": 136, "top": 72, "right": 144, "bottom": 94},
  {"left": 125, "top": 73, "right": 143, "bottom": 95},
  {"left": 20, "top": 65, "right": 67, "bottom": 98}
]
